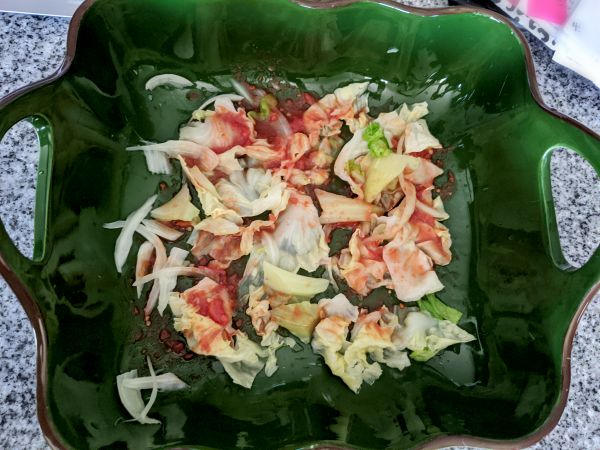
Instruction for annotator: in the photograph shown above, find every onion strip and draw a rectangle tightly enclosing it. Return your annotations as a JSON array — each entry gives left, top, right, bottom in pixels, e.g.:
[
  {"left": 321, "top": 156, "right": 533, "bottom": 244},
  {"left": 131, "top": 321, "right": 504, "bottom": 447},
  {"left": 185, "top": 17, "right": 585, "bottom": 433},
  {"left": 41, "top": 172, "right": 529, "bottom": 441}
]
[
  {"left": 141, "top": 219, "right": 184, "bottom": 241},
  {"left": 145, "top": 74, "right": 193, "bottom": 91},
  {"left": 105, "top": 195, "right": 157, "bottom": 273},
  {"left": 158, "top": 248, "right": 190, "bottom": 316},
  {"left": 197, "top": 93, "right": 244, "bottom": 112},
  {"left": 138, "top": 356, "right": 159, "bottom": 423},
  {"left": 122, "top": 372, "right": 188, "bottom": 391},
  {"left": 135, "top": 241, "right": 154, "bottom": 298},
  {"left": 143, "top": 150, "right": 172, "bottom": 175},
  {"left": 133, "top": 266, "right": 215, "bottom": 287}
]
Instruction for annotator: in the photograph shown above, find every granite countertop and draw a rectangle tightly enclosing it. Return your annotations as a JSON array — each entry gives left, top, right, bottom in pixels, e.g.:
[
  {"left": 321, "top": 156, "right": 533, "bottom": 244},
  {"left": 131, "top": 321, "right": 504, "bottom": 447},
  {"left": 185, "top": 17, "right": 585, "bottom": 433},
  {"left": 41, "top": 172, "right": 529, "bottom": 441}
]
[{"left": 0, "top": 1, "right": 598, "bottom": 449}]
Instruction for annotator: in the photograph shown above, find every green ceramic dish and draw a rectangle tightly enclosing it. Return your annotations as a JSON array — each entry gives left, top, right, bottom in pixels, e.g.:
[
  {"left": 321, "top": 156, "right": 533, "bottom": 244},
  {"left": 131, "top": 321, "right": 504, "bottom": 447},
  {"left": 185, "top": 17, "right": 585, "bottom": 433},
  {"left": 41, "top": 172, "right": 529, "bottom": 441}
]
[{"left": 0, "top": 0, "right": 599, "bottom": 449}]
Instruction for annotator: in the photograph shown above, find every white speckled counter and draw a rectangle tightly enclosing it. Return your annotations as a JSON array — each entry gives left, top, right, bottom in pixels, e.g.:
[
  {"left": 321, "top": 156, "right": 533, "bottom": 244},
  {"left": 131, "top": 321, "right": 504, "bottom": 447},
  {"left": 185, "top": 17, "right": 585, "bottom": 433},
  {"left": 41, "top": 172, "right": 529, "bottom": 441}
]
[{"left": 0, "top": 1, "right": 598, "bottom": 449}]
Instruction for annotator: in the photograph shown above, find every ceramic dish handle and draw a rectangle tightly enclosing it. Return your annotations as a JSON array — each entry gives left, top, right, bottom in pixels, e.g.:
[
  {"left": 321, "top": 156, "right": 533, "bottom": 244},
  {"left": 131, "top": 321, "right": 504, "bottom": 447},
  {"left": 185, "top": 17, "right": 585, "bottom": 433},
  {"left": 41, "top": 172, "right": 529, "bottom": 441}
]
[
  {"left": 539, "top": 112, "right": 600, "bottom": 279},
  {"left": 0, "top": 88, "right": 53, "bottom": 281}
]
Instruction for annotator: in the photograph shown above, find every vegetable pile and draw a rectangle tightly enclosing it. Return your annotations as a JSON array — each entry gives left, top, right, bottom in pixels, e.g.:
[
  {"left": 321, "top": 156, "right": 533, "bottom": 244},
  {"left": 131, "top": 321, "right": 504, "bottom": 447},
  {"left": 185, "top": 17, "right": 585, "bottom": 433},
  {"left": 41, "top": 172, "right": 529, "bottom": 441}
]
[{"left": 107, "top": 78, "right": 475, "bottom": 423}]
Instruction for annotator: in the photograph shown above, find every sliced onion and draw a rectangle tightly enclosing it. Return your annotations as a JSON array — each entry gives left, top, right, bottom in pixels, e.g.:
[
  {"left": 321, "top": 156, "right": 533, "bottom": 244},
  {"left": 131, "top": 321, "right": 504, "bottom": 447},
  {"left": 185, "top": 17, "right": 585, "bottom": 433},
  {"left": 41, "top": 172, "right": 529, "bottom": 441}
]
[
  {"left": 146, "top": 283, "right": 160, "bottom": 320},
  {"left": 116, "top": 369, "right": 159, "bottom": 425},
  {"left": 122, "top": 372, "right": 188, "bottom": 391},
  {"left": 315, "top": 189, "right": 383, "bottom": 224},
  {"left": 138, "top": 356, "right": 159, "bottom": 423},
  {"left": 104, "top": 195, "right": 157, "bottom": 273},
  {"left": 127, "top": 140, "right": 219, "bottom": 173},
  {"left": 133, "top": 266, "right": 214, "bottom": 287},
  {"left": 103, "top": 220, "right": 125, "bottom": 230},
  {"left": 197, "top": 93, "right": 244, "bottom": 112},
  {"left": 145, "top": 74, "right": 193, "bottom": 91},
  {"left": 230, "top": 79, "right": 255, "bottom": 105},
  {"left": 158, "top": 248, "right": 189, "bottom": 316},
  {"left": 195, "top": 81, "right": 220, "bottom": 92},
  {"left": 135, "top": 225, "right": 168, "bottom": 319},
  {"left": 116, "top": 360, "right": 187, "bottom": 425},
  {"left": 135, "top": 241, "right": 155, "bottom": 298},
  {"left": 141, "top": 219, "right": 184, "bottom": 241},
  {"left": 106, "top": 220, "right": 169, "bottom": 316},
  {"left": 143, "top": 150, "right": 172, "bottom": 175},
  {"left": 269, "top": 110, "right": 292, "bottom": 138},
  {"left": 104, "top": 220, "right": 169, "bottom": 261}
]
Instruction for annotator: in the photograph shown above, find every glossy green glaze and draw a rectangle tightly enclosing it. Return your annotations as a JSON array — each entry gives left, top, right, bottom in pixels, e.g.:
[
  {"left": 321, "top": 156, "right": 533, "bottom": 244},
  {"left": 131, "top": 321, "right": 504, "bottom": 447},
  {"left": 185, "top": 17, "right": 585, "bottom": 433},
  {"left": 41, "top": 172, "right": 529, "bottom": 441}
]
[{"left": 0, "top": 0, "right": 599, "bottom": 449}]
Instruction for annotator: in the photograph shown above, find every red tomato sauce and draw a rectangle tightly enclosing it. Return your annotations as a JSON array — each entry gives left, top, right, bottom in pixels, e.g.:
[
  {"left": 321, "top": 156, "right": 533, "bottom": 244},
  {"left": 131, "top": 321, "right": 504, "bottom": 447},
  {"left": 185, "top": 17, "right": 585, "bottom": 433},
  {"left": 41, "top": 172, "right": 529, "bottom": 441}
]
[
  {"left": 410, "top": 208, "right": 436, "bottom": 227},
  {"left": 409, "top": 148, "right": 434, "bottom": 160},
  {"left": 187, "top": 288, "right": 231, "bottom": 326},
  {"left": 211, "top": 111, "right": 252, "bottom": 153}
]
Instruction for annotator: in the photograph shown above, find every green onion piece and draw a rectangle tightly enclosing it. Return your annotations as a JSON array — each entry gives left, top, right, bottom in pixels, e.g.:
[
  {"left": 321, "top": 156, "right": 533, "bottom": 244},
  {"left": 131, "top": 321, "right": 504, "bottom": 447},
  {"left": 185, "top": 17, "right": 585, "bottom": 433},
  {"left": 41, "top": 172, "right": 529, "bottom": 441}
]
[
  {"left": 250, "top": 94, "right": 278, "bottom": 121},
  {"left": 417, "top": 294, "right": 463, "bottom": 324},
  {"left": 363, "top": 122, "right": 391, "bottom": 158},
  {"left": 409, "top": 348, "right": 438, "bottom": 362}
]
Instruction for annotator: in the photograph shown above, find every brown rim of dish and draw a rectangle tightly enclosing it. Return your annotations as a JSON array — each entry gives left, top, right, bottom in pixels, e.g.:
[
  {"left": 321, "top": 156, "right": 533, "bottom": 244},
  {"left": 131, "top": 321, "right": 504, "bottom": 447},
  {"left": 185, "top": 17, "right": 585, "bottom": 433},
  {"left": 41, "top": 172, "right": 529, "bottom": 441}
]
[{"left": 0, "top": 0, "right": 598, "bottom": 449}]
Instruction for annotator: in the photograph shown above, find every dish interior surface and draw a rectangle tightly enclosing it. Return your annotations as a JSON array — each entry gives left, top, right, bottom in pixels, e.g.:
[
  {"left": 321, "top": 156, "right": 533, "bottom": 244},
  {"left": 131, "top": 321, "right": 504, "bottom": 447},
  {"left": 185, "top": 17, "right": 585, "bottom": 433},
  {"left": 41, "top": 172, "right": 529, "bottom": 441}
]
[{"left": 3, "top": 0, "right": 600, "bottom": 449}]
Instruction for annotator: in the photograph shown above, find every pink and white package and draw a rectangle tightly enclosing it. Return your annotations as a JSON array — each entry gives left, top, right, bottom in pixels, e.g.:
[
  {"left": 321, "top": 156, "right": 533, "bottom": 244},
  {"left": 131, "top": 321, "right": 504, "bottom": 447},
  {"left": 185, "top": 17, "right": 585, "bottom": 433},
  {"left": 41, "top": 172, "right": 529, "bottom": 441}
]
[
  {"left": 553, "top": 0, "right": 600, "bottom": 88},
  {"left": 490, "top": 0, "right": 570, "bottom": 49},
  {"left": 490, "top": 0, "right": 600, "bottom": 88}
]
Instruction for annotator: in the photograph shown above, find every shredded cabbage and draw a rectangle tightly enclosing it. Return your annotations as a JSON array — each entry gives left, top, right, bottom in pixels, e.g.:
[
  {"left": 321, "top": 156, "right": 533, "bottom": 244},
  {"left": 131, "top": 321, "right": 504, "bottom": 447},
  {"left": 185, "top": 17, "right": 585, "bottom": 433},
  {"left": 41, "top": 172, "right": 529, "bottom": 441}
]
[
  {"left": 106, "top": 82, "right": 472, "bottom": 396},
  {"left": 216, "top": 169, "right": 288, "bottom": 217},
  {"left": 179, "top": 99, "right": 253, "bottom": 152},
  {"left": 333, "top": 128, "right": 369, "bottom": 197},
  {"left": 260, "top": 332, "right": 297, "bottom": 377},
  {"left": 397, "top": 102, "right": 429, "bottom": 123},
  {"left": 304, "top": 82, "right": 370, "bottom": 138},
  {"left": 318, "top": 294, "right": 359, "bottom": 322},
  {"left": 150, "top": 184, "right": 200, "bottom": 223},
  {"left": 315, "top": 189, "right": 383, "bottom": 224},
  {"left": 363, "top": 153, "right": 420, "bottom": 203},
  {"left": 266, "top": 190, "right": 329, "bottom": 273},
  {"left": 263, "top": 261, "right": 329, "bottom": 297},
  {"left": 337, "top": 230, "right": 390, "bottom": 296},
  {"left": 395, "top": 311, "right": 475, "bottom": 361},
  {"left": 383, "top": 231, "right": 444, "bottom": 302},
  {"left": 312, "top": 316, "right": 354, "bottom": 387},
  {"left": 170, "top": 288, "right": 267, "bottom": 389},
  {"left": 404, "top": 120, "right": 441, "bottom": 154},
  {"left": 371, "top": 176, "right": 416, "bottom": 241},
  {"left": 179, "top": 156, "right": 242, "bottom": 226},
  {"left": 217, "top": 334, "right": 267, "bottom": 389},
  {"left": 271, "top": 301, "right": 321, "bottom": 343}
]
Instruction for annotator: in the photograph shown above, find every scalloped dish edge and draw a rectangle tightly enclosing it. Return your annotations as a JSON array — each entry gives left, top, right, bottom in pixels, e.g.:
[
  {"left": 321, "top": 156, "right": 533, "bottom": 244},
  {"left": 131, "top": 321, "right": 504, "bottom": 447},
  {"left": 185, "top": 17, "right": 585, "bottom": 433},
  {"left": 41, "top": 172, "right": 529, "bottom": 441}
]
[{"left": 0, "top": 0, "right": 598, "bottom": 449}]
